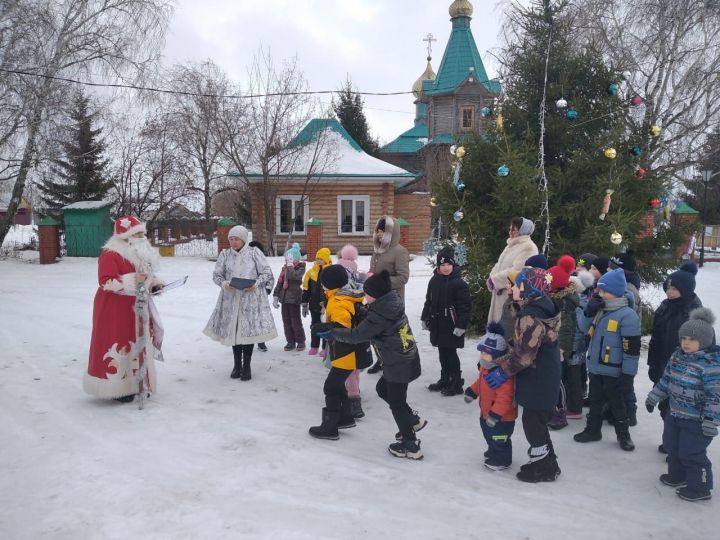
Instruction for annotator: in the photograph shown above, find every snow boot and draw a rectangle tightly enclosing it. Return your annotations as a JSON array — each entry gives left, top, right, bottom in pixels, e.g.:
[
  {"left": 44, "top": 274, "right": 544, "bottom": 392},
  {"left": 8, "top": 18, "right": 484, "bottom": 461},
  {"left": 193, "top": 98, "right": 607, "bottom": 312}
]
[
  {"left": 295, "top": 342, "right": 306, "bottom": 352},
  {"left": 258, "top": 343, "right": 268, "bottom": 352},
  {"left": 231, "top": 346, "right": 243, "bottom": 379},
  {"left": 658, "top": 444, "right": 668, "bottom": 454},
  {"left": 367, "top": 359, "right": 382, "bottom": 374},
  {"left": 338, "top": 400, "right": 356, "bottom": 429},
  {"left": 284, "top": 342, "right": 296, "bottom": 351},
  {"left": 388, "top": 438, "right": 423, "bottom": 460},
  {"left": 574, "top": 415, "right": 602, "bottom": 443},
  {"left": 349, "top": 397, "right": 365, "bottom": 419},
  {"left": 309, "top": 408, "right": 340, "bottom": 440},
  {"left": 395, "top": 412, "right": 428, "bottom": 441},
  {"left": 676, "top": 486, "right": 712, "bottom": 502},
  {"left": 615, "top": 421, "right": 635, "bottom": 451},
  {"left": 240, "top": 348, "right": 252, "bottom": 381},
  {"left": 548, "top": 407, "right": 568, "bottom": 431},
  {"left": 115, "top": 395, "right": 135, "bottom": 403},
  {"left": 308, "top": 347, "right": 319, "bottom": 356},
  {"left": 441, "top": 372, "right": 464, "bottom": 396},
  {"left": 660, "top": 474, "right": 687, "bottom": 488},
  {"left": 516, "top": 454, "right": 561, "bottom": 483},
  {"left": 427, "top": 370, "right": 448, "bottom": 392}
]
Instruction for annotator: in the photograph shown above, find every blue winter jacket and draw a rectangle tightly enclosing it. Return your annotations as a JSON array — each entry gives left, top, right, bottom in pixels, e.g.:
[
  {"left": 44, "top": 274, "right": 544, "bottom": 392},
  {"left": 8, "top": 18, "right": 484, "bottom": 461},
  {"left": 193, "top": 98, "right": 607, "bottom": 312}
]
[
  {"left": 586, "top": 302, "right": 641, "bottom": 378},
  {"left": 648, "top": 345, "right": 720, "bottom": 425}
]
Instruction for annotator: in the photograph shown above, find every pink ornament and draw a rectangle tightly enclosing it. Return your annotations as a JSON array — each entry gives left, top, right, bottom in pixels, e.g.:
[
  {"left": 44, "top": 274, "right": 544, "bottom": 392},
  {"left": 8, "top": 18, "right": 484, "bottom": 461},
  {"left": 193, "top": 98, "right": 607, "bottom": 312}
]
[{"left": 630, "top": 95, "right": 644, "bottom": 106}]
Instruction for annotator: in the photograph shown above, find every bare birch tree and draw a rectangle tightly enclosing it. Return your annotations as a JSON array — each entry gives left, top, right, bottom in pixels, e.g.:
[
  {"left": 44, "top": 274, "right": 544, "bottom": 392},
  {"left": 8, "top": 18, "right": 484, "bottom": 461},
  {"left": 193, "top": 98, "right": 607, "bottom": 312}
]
[{"left": 0, "top": 0, "right": 173, "bottom": 246}]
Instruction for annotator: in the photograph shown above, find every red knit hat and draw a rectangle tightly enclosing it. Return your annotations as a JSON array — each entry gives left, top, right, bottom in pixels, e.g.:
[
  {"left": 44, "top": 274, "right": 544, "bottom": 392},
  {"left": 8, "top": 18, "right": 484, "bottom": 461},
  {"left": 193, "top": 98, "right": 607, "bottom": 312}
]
[
  {"left": 548, "top": 255, "right": 575, "bottom": 290},
  {"left": 114, "top": 215, "right": 146, "bottom": 239}
]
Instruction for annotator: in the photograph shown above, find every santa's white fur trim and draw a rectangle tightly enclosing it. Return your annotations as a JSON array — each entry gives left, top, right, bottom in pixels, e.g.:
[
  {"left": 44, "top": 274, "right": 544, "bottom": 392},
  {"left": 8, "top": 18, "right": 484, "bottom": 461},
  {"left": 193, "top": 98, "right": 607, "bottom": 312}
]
[
  {"left": 120, "top": 272, "right": 138, "bottom": 295},
  {"left": 103, "top": 236, "right": 159, "bottom": 271}
]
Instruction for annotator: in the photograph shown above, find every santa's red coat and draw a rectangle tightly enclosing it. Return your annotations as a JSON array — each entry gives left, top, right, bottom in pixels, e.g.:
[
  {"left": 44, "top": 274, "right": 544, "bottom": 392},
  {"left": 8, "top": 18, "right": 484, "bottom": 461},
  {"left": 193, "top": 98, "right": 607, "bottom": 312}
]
[{"left": 83, "top": 238, "right": 158, "bottom": 399}]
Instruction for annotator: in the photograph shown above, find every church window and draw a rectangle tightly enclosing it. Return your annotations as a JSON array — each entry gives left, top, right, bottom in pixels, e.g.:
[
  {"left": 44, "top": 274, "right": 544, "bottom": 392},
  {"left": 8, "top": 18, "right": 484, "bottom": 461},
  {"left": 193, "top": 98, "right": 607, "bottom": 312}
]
[{"left": 460, "top": 106, "right": 475, "bottom": 130}]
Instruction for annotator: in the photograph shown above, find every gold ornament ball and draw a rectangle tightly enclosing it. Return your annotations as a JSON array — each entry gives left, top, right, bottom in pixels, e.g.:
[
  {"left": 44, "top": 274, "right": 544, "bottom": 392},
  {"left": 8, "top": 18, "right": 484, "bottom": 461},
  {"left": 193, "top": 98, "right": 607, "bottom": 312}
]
[
  {"left": 610, "top": 231, "right": 623, "bottom": 245},
  {"left": 650, "top": 125, "right": 662, "bottom": 137},
  {"left": 604, "top": 147, "right": 617, "bottom": 159},
  {"left": 455, "top": 146, "right": 466, "bottom": 159},
  {"left": 430, "top": 197, "right": 438, "bottom": 207}
]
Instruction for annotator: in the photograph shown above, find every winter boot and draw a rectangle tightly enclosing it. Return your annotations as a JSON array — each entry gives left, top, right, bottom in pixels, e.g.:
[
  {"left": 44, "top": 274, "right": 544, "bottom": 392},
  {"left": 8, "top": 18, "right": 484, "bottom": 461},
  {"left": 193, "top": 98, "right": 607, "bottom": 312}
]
[
  {"left": 257, "top": 343, "right": 268, "bottom": 352},
  {"left": 240, "top": 349, "right": 252, "bottom": 381},
  {"left": 309, "top": 408, "right": 340, "bottom": 440},
  {"left": 295, "top": 342, "right": 306, "bottom": 352},
  {"left": 284, "top": 342, "right": 296, "bottom": 351},
  {"left": 115, "top": 394, "right": 135, "bottom": 403},
  {"left": 573, "top": 415, "right": 602, "bottom": 443},
  {"left": 396, "top": 411, "right": 428, "bottom": 441},
  {"left": 367, "top": 359, "right": 383, "bottom": 374},
  {"left": 548, "top": 407, "right": 568, "bottom": 431},
  {"left": 659, "top": 474, "right": 687, "bottom": 488},
  {"left": 338, "top": 400, "right": 356, "bottom": 429},
  {"left": 388, "top": 438, "right": 423, "bottom": 460},
  {"left": 231, "top": 347, "right": 243, "bottom": 379},
  {"left": 615, "top": 421, "right": 635, "bottom": 451},
  {"left": 676, "top": 486, "right": 712, "bottom": 502},
  {"left": 441, "top": 372, "right": 464, "bottom": 396},
  {"left": 516, "top": 448, "right": 560, "bottom": 483},
  {"left": 349, "top": 397, "right": 365, "bottom": 419},
  {"left": 427, "top": 370, "right": 448, "bottom": 392},
  {"left": 308, "top": 347, "right": 319, "bottom": 355}
]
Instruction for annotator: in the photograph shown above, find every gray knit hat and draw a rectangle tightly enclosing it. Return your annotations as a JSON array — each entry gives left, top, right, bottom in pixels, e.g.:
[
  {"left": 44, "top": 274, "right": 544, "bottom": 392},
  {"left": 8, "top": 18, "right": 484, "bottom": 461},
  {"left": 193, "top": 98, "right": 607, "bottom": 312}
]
[{"left": 678, "top": 308, "right": 716, "bottom": 350}]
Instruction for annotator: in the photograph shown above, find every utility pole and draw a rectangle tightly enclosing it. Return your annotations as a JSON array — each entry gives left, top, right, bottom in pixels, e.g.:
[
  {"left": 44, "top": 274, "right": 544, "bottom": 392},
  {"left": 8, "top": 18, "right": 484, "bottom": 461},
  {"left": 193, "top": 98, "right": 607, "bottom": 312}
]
[{"left": 699, "top": 169, "right": 716, "bottom": 267}]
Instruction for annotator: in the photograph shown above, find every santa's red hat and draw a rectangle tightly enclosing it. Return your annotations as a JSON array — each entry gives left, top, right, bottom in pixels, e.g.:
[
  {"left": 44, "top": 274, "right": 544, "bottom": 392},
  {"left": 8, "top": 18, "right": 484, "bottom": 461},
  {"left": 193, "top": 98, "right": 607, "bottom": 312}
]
[{"left": 114, "top": 215, "right": 146, "bottom": 239}]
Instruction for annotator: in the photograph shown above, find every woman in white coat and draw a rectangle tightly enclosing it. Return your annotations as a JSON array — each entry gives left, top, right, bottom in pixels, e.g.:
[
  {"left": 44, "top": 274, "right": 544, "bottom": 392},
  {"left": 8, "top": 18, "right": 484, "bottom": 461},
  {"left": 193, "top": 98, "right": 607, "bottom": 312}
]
[
  {"left": 204, "top": 225, "right": 277, "bottom": 380},
  {"left": 487, "top": 217, "right": 539, "bottom": 325}
]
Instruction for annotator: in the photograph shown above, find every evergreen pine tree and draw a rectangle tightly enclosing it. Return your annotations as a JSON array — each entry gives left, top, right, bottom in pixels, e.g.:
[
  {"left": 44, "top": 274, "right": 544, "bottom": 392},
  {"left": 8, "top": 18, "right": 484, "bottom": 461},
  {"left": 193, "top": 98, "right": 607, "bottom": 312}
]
[
  {"left": 434, "top": 0, "right": 690, "bottom": 328},
  {"left": 333, "top": 77, "right": 379, "bottom": 156},
  {"left": 37, "top": 92, "right": 112, "bottom": 211}
]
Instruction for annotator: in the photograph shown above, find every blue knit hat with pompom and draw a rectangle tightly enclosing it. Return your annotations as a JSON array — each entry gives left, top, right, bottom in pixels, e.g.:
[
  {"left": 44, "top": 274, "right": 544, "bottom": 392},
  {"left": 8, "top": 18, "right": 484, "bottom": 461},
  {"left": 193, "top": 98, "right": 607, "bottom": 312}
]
[{"left": 477, "top": 321, "right": 508, "bottom": 358}]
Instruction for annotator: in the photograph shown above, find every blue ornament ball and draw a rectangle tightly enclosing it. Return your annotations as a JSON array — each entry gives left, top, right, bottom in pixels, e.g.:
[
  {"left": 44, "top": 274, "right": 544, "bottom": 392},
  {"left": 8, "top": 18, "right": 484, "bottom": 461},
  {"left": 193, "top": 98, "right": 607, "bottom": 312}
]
[
  {"left": 630, "top": 146, "right": 642, "bottom": 156},
  {"left": 480, "top": 106, "right": 492, "bottom": 117},
  {"left": 456, "top": 182, "right": 466, "bottom": 193},
  {"left": 607, "top": 83, "right": 619, "bottom": 95},
  {"left": 497, "top": 164, "right": 510, "bottom": 177},
  {"left": 453, "top": 210, "right": 464, "bottom": 222},
  {"left": 566, "top": 109, "right": 578, "bottom": 120}
]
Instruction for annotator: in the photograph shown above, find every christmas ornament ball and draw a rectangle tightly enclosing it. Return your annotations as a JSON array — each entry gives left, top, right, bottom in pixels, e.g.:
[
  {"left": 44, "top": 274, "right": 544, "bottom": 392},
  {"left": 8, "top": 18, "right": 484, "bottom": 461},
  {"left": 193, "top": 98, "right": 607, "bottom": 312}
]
[
  {"left": 630, "top": 146, "right": 642, "bottom": 156},
  {"left": 566, "top": 109, "right": 578, "bottom": 120},
  {"left": 455, "top": 146, "right": 466, "bottom": 159},
  {"left": 430, "top": 197, "right": 438, "bottom": 207},
  {"left": 497, "top": 164, "right": 510, "bottom": 177},
  {"left": 630, "top": 95, "right": 644, "bottom": 106},
  {"left": 457, "top": 182, "right": 466, "bottom": 193},
  {"left": 607, "top": 83, "right": 619, "bottom": 95},
  {"left": 650, "top": 125, "right": 662, "bottom": 137},
  {"left": 449, "top": 144, "right": 457, "bottom": 156},
  {"left": 610, "top": 231, "right": 623, "bottom": 245},
  {"left": 635, "top": 167, "right": 647, "bottom": 178},
  {"left": 604, "top": 147, "right": 617, "bottom": 159},
  {"left": 556, "top": 98, "right": 568, "bottom": 109},
  {"left": 650, "top": 197, "right": 661, "bottom": 209},
  {"left": 480, "top": 106, "right": 492, "bottom": 117},
  {"left": 453, "top": 210, "right": 464, "bottom": 222}
]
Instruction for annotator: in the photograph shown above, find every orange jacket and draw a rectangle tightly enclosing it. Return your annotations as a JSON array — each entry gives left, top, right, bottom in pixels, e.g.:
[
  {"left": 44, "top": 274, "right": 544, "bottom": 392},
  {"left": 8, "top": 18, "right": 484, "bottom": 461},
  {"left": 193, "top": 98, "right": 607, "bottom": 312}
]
[{"left": 468, "top": 366, "right": 518, "bottom": 422}]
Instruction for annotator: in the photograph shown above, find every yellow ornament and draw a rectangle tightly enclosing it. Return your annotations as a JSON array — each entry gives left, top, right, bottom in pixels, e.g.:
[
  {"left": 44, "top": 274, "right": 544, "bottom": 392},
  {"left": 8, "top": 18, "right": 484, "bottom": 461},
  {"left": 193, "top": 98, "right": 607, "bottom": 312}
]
[
  {"left": 610, "top": 231, "right": 623, "bottom": 245},
  {"left": 650, "top": 125, "right": 662, "bottom": 137},
  {"left": 604, "top": 147, "right": 617, "bottom": 159},
  {"left": 496, "top": 112, "right": 504, "bottom": 131},
  {"left": 455, "top": 146, "right": 466, "bottom": 159},
  {"left": 430, "top": 197, "right": 438, "bottom": 207}
]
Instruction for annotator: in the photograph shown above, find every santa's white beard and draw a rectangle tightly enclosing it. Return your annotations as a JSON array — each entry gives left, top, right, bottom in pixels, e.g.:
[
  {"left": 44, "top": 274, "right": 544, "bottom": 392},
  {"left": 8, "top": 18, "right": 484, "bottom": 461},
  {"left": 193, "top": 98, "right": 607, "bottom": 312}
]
[{"left": 128, "top": 237, "right": 160, "bottom": 271}]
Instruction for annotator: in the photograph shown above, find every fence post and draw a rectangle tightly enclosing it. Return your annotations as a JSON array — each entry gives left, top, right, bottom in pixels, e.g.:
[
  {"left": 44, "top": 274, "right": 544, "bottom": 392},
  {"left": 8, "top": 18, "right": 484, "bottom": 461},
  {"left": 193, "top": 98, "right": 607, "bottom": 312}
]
[
  {"left": 39, "top": 216, "right": 60, "bottom": 264},
  {"left": 397, "top": 217, "right": 409, "bottom": 249},
  {"left": 305, "top": 217, "right": 323, "bottom": 260},
  {"left": 217, "top": 217, "right": 235, "bottom": 255}
]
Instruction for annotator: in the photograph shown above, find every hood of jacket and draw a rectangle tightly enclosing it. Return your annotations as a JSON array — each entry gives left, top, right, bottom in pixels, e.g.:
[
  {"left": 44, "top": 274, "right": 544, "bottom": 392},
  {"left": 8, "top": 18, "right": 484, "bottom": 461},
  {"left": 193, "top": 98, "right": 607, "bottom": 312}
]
[
  {"left": 374, "top": 216, "right": 401, "bottom": 254},
  {"left": 368, "top": 289, "right": 404, "bottom": 321},
  {"left": 520, "top": 295, "right": 561, "bottom": 333}
]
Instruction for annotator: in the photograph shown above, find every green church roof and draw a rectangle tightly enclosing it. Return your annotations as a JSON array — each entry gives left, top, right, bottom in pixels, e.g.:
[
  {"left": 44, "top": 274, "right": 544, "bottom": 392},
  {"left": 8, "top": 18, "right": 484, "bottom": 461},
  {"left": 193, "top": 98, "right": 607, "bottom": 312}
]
[
  {"left": 423, "top": 15, "right": 501, "bottom": 96},
  {"left": 290, "top": 118, "right": 362, "bottom": 151},
  {"left": 381, "top": 123, "right": 429, "bottom": 154},
  {"left": 673, "top": 202, "right": 700, "bottom": 214}
]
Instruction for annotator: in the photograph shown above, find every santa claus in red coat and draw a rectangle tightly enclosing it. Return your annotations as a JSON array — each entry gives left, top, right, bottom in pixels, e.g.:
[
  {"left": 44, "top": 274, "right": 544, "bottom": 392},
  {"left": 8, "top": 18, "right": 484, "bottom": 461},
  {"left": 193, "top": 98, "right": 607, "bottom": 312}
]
[{"left": 83, "top": 215, "right": 164, "bottom": 402}]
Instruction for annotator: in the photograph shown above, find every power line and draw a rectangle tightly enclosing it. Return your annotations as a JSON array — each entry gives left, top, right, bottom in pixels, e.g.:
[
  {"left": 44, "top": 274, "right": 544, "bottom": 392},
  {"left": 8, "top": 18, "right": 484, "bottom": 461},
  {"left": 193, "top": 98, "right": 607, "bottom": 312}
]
[{"left": 0, "top": 67, "right": 415, "bottom": 99}]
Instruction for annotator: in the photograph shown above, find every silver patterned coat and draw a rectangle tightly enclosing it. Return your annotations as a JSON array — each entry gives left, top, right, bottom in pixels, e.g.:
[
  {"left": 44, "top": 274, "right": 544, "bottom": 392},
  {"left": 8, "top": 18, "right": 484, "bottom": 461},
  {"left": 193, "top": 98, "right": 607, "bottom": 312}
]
[{"left": 203, "top": 245, "right": 278, "bottom": 346}]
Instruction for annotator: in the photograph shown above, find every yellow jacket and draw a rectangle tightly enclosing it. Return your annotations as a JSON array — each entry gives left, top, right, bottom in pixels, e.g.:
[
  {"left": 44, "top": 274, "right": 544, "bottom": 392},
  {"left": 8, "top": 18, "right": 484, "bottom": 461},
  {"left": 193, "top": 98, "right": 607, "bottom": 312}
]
[{"left": 324, "top": 286, "right": 372, "bottom": 370}]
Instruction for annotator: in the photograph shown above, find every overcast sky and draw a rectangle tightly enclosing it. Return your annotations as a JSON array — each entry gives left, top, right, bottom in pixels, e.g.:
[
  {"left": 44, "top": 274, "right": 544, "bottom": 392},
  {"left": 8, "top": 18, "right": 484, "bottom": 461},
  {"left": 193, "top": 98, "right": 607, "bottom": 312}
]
[{"left": 162, "top": 0, "right": 514, "bottom": 145}]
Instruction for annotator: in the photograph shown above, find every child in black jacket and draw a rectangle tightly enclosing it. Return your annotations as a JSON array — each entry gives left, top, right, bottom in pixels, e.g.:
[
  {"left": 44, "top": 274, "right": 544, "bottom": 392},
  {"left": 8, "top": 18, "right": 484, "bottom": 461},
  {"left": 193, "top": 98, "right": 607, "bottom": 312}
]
[{"left": 421, "top": 247, "right": 471, "bottom": 396}]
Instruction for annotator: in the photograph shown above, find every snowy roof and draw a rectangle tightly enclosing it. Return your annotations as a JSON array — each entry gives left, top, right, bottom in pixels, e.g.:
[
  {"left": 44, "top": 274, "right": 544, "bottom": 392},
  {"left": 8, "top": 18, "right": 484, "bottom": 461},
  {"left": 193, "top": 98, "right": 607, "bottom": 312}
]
[
  {"left": 237, "top": 119, "right": 414, "bottom": 185},
  {"left": 62, "top": 200, "right": 113, "bottom": 210},
  {"left": 381, "top": 123, "right": 429, "bottom": 154}
]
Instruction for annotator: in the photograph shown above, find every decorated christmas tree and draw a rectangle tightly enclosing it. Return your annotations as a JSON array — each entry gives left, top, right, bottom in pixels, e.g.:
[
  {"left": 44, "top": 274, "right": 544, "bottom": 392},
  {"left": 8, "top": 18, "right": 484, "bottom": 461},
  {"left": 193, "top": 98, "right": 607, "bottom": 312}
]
[{"left": 431, "top": 0, "right": 692, "bottom": 328}]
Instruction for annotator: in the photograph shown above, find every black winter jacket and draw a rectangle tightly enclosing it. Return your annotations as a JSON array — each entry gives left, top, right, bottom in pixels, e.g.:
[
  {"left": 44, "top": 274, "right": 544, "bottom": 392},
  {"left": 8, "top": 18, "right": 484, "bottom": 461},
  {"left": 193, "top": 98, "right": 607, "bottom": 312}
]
[
  {"left": 301, "top": 267, "right": 326, "bottom": 312},
  {"left": 421, "top": 267, "right": 471, "bottom": 348},
  {"left": 329, "top": 290, "right": 421, "bottom": 383},
  {"left": 647, "top": 293, "right": 703, "bottom": 383}
]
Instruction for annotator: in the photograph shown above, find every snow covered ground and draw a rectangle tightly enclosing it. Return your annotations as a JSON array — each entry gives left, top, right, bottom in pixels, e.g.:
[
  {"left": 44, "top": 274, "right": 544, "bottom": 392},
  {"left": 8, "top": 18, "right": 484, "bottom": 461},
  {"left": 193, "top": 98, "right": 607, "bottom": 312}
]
[{"left": 1, "top": 253, "right": 719, "bottom": 539}]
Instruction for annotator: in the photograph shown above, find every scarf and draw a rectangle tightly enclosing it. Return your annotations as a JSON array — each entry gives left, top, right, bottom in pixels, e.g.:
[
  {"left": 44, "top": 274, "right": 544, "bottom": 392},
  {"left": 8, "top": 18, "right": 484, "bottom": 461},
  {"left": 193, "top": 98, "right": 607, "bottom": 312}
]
[
  {"left": 589, "top": 296, "right": 629, "bottom": 337},
  {"left": 303, "top": 262, "right": 322, "bottom": 291}
]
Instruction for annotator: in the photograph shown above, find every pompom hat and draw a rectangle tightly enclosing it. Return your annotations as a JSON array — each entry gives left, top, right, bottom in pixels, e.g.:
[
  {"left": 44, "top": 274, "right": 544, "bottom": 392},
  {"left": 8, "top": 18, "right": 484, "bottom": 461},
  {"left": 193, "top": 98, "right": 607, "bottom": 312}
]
[
  {"left": 514, "top": 267, "right": 553, "bottom": 299},
  {"left": 477, "top": 321, "right": 508, "bottom": 358},
  {"left": 548, "top": 255, "right": 575, "bottom": 290},
  {"left": 114, "top": 215, "right": 146, "bottom": 240},
  {"left": 437, "top": 246, "right": 457, "bottom": 266},
  {"left": 678, "top": 308, "right": 716, "bottom": 350}
]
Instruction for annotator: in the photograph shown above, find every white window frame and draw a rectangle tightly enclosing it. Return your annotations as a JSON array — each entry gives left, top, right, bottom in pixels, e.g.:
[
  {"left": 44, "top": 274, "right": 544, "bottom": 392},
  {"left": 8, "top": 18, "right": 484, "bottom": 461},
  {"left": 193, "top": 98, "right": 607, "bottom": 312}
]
[
  {"left": 275, "top": 195, "right": 309, "bottom": 236},
  {"left": 337, "top": 195, "right": 370, "bottom": 236}
]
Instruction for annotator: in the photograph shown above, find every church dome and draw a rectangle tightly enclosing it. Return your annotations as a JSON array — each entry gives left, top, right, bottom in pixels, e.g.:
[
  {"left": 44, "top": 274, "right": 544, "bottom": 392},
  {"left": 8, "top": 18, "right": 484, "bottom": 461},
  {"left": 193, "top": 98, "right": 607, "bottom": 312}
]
[
  {"left": 449, "top": 0, "right": 473, "bottom": 18},
  {"left": 412, "top": 58, "right": 436, "bottom": 98}
]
